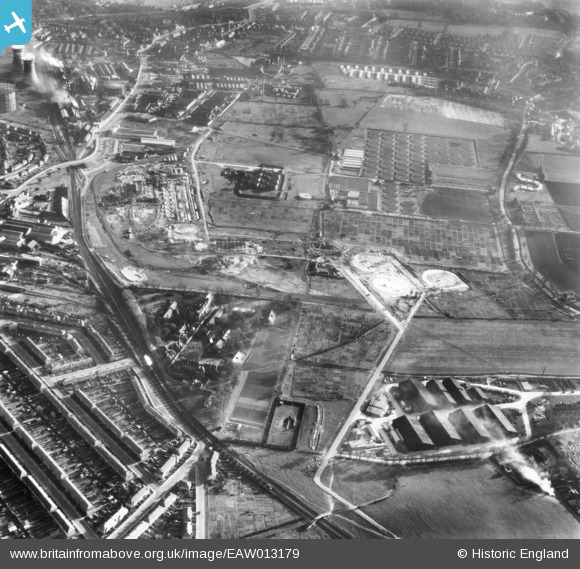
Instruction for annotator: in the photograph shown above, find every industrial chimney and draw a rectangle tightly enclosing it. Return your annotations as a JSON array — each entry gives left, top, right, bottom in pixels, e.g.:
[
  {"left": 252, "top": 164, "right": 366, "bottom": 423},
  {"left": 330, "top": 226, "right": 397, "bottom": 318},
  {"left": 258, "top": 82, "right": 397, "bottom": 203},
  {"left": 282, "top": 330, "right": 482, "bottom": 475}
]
[
  {"left": 12, "top": 47, "right": 24, "bottom": 75},
  {"left": 22, "top": 57, "right": 38, "bottom": 84}
]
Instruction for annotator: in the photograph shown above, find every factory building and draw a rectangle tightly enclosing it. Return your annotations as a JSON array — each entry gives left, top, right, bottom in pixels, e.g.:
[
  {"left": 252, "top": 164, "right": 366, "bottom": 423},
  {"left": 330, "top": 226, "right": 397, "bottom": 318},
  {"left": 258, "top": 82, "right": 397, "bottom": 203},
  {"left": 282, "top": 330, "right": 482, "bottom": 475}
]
[
  {"left": 397, "top": 378, "right": 438, "bottom": 412},
  {"left": 448, "top": 408, "right": 492, "bottom": 444},
  {"left": 419, "top": 410, "right": 462, "bottom": 447},
  {"left": 425, "top": 379, "right": 456, "bottom": 408},
  {"left": 441, "top": 377, "right": 473, "bottom": 406},
  {"left": 392, "top": 415, "right": 434, "bottom": 451},
  {"left": 466, "top": 386, "right": 490, "bottom": 402},
  {"left": 473, "top": 404, "right": 518, "bottom": 439}
]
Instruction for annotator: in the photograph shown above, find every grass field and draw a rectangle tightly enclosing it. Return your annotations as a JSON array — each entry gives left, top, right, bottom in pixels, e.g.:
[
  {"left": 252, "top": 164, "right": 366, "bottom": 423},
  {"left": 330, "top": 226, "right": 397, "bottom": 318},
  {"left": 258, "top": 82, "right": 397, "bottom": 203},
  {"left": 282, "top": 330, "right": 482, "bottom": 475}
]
[
  {"left": 217, "top": 101, "right": 322, "bottom": 127},
  {"left": 388, "top": 318, "right": 580, "bottom": 375},
  {"left": 291, "top": 363, "right": 370, "bottom": 401},
  {"left": 229, "top": 308, "right": 299, "bottom": 441},
  {"left": 359, "top": 106, "right": 505, "bottom": 139},
  {"left": 536, "top": 153, "right": 579, "bottom": 184},
  {"left": 201, "top": 132, "right": 325, "bottom": 174},
  {"left": 416, "top": 288, "right": 511, "bottom": 319},
  {"left": 208, "top": 197, "right": 316, "bottom": 234},
  {"left": 220, "top": 121, "right": 329, "bottom": 155},
  {"left": 420, "top": 188, "right": 493, "bottom": 223},
  {"left": 330, "top": 460, "right": 580, "bottom": 538},
  {"left": 525, "top": 230, "right": 580, "bottom": 294},
  {"left": 459, "top": 270, "right": 566, "bottom": 320},
  {"left": 293, "top": 305, "right": 382, "bottom": 359},
  {"left": 300, "top": 322, "right": 393, "bottom": 370},
  {"left": 555, "top": 233, "right": 580, "bottom": 273}
]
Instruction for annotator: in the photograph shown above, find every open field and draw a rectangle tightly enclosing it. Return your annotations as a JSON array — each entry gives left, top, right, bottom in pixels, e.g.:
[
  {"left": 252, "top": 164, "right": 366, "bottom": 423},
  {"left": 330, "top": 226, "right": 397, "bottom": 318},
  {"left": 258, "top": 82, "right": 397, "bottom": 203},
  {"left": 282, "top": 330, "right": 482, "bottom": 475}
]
[
  {"left": 293, "top": 305, "right": 382, "bottom": 359},
  {"left": 219, "top": 122, "right": 330, "bottom": 155},
  {"left": 230, "top": 368, "right": 281, "bottom": 435},
  {"left": 286, "top": 173, "right": 327, "bottom": 200},
  {"left": 379, "top": 95, "right": 504, "bottom": 127},
  {"left": 318, "top": 89, "right": 382, "bottom": 128},
  {"left": 417, "top": 288, "right": 511, "bottom": 319},
  {"left": 324, "top": 211, "right": 505, "bottom": 271},
  {"left": 200, "top": 133, "right": 325, "bottom": 174},
  {"left": 359, "top": 105, "right": 506, "bottom": 139},
  {"left": 330, "top": 460, "right": 580, "bottom": 538},
  {"left": 228, "top": 308, "right": 299, "bottom": 442},
  {"left": 208, "top": 197, "right": 316, "bottom": 234},
  {"left": 244, "top": 309, "right": 299, "bottom": 371},
  {"left": 388, "top": 319, "right": 580, "bottom": 375},
  {"left": 458, "top": 270, "right": 566, "bottom": 320},
  {"left": 525, "top": 230, "right": 580, "bottom": 294},
  {"left": 524, "top": 152, "right": 580, "bottom": 184},
  {"left": 555, "top": 233, "right": 580, "bottom": 273},
  {"left": 301, "top": 322, "right": 392, "bottom": 369},
  {"left": 216, "top": 101, "right": 322, "bottom": 128},
  {"left": 420, "top": 188, "right": 493, "bottom": 223},
  {"left": 308, "top": 276, "right": 361, "bottom": 299},
  {"left": 291, "top": 363, "right": 369, "bottom": 401}
]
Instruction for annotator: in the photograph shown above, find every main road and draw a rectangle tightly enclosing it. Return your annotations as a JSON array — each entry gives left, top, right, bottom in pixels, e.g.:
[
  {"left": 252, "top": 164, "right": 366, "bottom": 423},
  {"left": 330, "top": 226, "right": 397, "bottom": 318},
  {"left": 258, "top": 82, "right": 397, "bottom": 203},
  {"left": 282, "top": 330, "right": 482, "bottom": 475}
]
[{"left": 313, "top": 293, "right": 426, "bottom": 538}]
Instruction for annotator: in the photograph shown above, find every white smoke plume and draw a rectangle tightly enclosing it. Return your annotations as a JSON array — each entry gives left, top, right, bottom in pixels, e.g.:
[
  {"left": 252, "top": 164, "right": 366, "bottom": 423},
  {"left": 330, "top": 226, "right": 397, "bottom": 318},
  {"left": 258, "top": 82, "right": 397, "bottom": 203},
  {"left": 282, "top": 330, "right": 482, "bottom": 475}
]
[
  {"left": 501, "top": 446, "right": 555, "bottom": 497},
  {"left": 20, "top": 46, "right": 70, "bottom": 104},
  {"left": 35, "top": 50, "right": 64, "bottom": 69}
]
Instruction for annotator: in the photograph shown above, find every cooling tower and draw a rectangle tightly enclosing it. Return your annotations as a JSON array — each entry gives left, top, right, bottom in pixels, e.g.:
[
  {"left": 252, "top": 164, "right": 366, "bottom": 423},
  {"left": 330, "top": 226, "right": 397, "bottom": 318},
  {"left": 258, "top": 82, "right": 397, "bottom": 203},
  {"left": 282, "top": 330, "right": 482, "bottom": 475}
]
[
  {"left": 12, "top": 47, "right": 24, "bottom": 75},
  {"left": 22, "top": 57, "right": 39, "bottom": 84},
  {"left": 0, "top": 83, "right": 17, "bottom": 114}
]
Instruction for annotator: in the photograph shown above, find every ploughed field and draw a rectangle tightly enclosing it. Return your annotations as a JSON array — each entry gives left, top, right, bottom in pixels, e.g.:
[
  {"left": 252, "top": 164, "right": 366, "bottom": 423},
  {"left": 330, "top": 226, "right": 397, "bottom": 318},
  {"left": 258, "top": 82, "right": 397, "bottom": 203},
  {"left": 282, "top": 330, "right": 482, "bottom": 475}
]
[
  {"left": 331, "top": 460, "right": 580, "bottom": 539},
  {"left": 387, "top": 319, "right": 580, "bottom": 375},
  {"left": 525, "top": 230, "right": 580, "bottom": 294}
]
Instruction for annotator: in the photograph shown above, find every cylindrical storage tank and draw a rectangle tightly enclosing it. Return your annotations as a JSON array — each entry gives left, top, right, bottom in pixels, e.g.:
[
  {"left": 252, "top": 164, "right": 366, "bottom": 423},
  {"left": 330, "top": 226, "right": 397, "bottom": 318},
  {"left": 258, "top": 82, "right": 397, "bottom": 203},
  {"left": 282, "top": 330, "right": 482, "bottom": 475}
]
[{"left": 0, "top": 83, "right": 17, "bottom": 114}]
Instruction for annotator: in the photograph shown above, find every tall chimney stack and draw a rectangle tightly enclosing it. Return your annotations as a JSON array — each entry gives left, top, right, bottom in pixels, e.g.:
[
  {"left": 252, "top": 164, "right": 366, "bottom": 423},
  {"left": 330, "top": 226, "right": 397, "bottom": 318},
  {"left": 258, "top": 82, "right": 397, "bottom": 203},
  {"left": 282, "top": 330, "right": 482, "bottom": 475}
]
[
  {"left": 22, "top": 57, "right": 38, "bottom": 84},
  {"left": 12, "top": 47, "right": 24, "bottom": 75}
]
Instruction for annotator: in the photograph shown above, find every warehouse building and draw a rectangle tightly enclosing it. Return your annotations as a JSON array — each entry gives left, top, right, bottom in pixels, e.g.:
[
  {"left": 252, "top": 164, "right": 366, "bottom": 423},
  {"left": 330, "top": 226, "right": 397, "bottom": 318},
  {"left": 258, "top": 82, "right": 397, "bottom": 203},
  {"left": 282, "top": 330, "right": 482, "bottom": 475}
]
[
  {"left": 442, "top": 377, "right": 473, "bottom": 406},
  {"left": 419, "top": 410, "right": 462, "bottom": 446},
  {"left": 392, "top": 415, "right": 434, "bottom": 451},
  {"left": 473, "top": 404, "right": 518, "bottom": 439},
  {"left": 397, "top": 378, "right": 438, "bottom": 412},
  {"left": 425, "top": 379, "right": 456, "bottom": 408},
  {"left": 448, "top": 408, "right": 492, "bottom": 444},
  {"left": 466, "top": 386, "right": 490, "bottom": 402}
]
